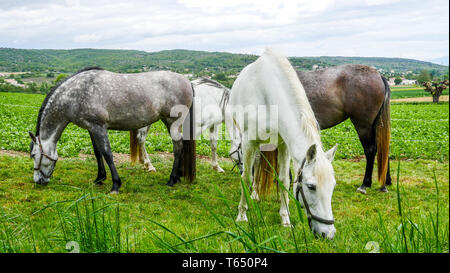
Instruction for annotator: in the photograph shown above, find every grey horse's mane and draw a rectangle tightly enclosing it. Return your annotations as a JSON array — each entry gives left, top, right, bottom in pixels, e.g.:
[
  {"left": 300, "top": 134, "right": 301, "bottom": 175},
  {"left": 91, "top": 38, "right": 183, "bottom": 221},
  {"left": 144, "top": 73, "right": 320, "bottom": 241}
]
[{"left": 35, "top": 66, "right": 104, "bottom": 136}]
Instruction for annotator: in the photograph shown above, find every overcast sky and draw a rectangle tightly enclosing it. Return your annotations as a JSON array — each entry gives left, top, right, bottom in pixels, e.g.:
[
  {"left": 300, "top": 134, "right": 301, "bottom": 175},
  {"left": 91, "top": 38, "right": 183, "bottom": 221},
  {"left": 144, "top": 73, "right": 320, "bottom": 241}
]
[{"left": 0, "top": 0, "right": 448, "bottom": 61}]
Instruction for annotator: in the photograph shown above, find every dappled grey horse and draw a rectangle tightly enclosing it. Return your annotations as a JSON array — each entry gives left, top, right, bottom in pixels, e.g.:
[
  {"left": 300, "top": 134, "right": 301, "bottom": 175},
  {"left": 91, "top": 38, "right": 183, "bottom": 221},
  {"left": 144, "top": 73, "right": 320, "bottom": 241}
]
[{"left": 29, "top": 67, "right": 196, "bottom": 193}]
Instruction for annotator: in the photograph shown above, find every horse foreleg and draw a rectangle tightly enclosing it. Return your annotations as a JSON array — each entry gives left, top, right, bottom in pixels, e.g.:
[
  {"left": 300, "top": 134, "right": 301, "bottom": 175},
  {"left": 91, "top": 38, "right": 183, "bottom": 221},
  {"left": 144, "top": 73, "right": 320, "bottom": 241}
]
[
  {"left": 137, "top": 126, "right": 156, "bottom": 172},
  {"left": 251, "top": 153, "right": 261, "bottom": 201},
  {"left": 277, "top": 142, "right": 291, "bottom": 227},
  {"left": 90, "top": 127, "right": 122, "bottom": 194},
  {"left": 236, "top": 141, "right": 257, "bottom": 222},
  {"left": 89, "top": 131, "right": 106, "bottom": 185},
  {"left": 210, "top": 126, "right": 224, "bottom": 173}
]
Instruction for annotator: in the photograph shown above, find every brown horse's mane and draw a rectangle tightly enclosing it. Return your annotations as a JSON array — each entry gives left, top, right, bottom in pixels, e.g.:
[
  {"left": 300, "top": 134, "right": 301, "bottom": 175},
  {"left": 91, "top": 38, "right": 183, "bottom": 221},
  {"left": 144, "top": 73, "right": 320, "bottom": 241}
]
[{"left": 35, "top": 67, "right": 104, "bottom": 136}]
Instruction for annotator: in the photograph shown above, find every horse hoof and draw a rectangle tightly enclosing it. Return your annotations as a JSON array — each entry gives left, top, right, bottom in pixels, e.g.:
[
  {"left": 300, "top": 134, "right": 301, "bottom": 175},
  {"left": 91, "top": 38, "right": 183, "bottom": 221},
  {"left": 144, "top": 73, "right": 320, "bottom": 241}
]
[
  {"left": 379, "top": 187, "right": 389, "bottom": 193},
  {"left": 145, "top": 164, "right": 156, "bottom": 172},
  {"left": 213, "top": 166, "right": 225, "bottom": 173},
  {"left": 94, "top": 176, "right": 106, "bottom": 185},
  {"left": 110, "top": 190, "right": 119, "bottom": 195},
  {"left": 356, "top": 187, "right": 367, "bottom": 195},
  {"left": 281, "top": 222, "right": 293, "bottom": 228},
  {"left": 236, "top": 214, "right": 248, "bottom": 222},
  {"left": 251, "top": 191, "right": 260, "bottom": 201},
  {"left": 166, "top": 181, "right": 175, "bottom": 187}
]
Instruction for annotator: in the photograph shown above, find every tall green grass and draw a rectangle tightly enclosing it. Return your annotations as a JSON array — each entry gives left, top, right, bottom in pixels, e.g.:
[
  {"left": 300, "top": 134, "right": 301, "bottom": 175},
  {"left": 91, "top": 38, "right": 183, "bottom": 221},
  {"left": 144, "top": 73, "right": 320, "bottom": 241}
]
[{"left": 0, "top": 160, "right": 447, "bottom": 253}]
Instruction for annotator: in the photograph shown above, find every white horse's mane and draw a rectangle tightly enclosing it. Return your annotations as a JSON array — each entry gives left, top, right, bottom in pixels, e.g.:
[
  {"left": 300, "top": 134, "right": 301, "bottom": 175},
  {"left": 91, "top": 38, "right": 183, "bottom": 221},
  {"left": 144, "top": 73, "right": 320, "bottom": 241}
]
[
  {"left": 263, "top": 48, "right": 322, "bottom": 147},
  {"left": 263, "top": 48, "right": 333, "bottom": 187}
]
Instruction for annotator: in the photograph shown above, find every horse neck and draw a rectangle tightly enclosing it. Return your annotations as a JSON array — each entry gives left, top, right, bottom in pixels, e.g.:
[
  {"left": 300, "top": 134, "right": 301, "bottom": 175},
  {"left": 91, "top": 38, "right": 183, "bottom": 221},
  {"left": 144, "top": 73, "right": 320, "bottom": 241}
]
[
  {"left": 38, "top": 105, "right": 69, "bottom": 150},
  {"left": 277, "top": 101, "right": 323, "bottom": 164}
]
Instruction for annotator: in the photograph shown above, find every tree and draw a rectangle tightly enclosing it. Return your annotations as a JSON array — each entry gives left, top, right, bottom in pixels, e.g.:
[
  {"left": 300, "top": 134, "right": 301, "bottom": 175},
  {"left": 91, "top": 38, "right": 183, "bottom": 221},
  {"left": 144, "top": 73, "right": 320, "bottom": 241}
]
[
  {"left": 423, "top": 79, "right": 449, "bottom": 103},
  {"left": 54, "top": 73, "right": 68, "bottom": 85},
  {"left": 394, "top": 77, "right": 402, "bottom": 85},
  {"left": 416, "top": 70, "right": 431, "bottom": 84}
]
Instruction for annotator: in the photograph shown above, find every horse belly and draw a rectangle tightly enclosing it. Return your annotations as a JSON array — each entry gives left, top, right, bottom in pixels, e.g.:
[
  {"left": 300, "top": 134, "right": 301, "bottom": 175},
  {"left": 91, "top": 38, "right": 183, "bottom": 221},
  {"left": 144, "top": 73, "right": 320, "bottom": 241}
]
[{"left": 105, "top": 100, "right": 162, "bottom": 130}]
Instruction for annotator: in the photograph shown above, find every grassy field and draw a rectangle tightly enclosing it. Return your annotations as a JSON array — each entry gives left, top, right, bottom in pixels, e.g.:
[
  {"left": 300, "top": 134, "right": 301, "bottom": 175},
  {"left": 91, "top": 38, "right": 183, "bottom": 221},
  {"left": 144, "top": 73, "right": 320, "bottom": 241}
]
[
  {"left": 0, "top": 153, "right": 448, "bottom": 253},
  {"left": 0, "top": 91, "right": 448, "bottom": 253},
  {"left": 0, "top": 92, "right": 448, "bottom": 161}
]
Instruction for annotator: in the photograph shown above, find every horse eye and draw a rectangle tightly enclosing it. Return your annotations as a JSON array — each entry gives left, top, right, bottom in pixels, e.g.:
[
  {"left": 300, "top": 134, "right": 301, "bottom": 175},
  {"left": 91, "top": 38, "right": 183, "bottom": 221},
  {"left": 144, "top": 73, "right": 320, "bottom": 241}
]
[{"left": 307, "top": 184, "right": 316, "bottom": 191}]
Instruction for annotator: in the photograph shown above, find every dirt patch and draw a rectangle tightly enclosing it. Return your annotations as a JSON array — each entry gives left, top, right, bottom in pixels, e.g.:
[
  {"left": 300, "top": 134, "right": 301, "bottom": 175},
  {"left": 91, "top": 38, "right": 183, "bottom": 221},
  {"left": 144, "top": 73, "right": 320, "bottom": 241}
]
[
  {"left": 391, "top": 95, "right": 449, "bottom": 103},
  {"left": 0, "top": 149, "right": 231, "bottom": 164}
]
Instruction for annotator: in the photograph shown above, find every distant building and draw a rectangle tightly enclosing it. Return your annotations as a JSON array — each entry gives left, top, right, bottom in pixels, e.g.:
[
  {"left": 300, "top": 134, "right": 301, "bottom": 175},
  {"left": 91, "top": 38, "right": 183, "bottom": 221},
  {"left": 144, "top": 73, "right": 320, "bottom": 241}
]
[
  {"left": 401, "top": 79, "right": 416, "bottom": 85},
  {"left": 4, "top": 79, "right": 25, "bottom": 88}
]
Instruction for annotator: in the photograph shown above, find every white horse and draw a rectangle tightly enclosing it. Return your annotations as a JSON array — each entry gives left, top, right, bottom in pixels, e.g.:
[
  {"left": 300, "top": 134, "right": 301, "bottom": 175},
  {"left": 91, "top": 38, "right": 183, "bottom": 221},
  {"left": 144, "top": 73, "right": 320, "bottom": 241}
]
[
  {"left": 225, "top": 48, "right": 338, "bottom": 239},
  {"left": 130, "top": 78, "right": 229, "bottom": 173}
]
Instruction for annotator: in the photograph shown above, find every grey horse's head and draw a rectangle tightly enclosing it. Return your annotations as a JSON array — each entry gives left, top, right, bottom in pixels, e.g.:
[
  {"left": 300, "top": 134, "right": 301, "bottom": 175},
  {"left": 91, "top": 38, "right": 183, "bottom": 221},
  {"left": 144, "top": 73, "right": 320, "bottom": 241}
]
[{"left": 29, "top": 132, "right": 58, "bottom": 185}]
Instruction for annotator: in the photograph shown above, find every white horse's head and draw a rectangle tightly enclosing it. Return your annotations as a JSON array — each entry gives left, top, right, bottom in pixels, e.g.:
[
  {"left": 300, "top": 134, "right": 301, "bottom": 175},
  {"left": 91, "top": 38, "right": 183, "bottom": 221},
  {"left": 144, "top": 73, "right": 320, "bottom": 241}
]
[
  {"left": 293, "top": 144, "right": 338, "bottom": 239},
  {"left": 29, "top": 132, "right": 58, "bottom": 185}
]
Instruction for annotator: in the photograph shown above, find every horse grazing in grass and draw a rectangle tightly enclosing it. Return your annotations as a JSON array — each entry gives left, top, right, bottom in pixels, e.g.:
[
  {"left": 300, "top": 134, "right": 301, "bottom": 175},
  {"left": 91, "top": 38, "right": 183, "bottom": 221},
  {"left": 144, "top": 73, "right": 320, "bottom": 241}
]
[
  {"left": 29, "top": 67, "right": 196, "bottom": 193},
  {"left": 234, "top": 64, "right": 391, "bottom": 194},
  {"left": 130, "top": 78, "right": 229, "bottom": 173},
  {"left": 225, "top": 48, "right": 338, "bottom": 239},
  {"left": 297, "top": 65, "right": 391, "bottom": 194}
]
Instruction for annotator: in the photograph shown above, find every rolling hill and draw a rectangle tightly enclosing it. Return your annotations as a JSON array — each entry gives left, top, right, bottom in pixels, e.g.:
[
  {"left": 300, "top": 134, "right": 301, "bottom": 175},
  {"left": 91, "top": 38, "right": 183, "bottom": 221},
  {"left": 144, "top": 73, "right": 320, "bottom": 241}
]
[{"left": 0, "top": 48, "right": 448, "bottom": 76}]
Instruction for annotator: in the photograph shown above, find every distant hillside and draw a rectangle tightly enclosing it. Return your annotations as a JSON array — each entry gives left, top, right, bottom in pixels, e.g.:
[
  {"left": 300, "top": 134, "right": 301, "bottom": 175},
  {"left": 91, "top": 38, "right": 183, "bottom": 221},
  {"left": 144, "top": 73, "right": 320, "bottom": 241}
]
[
  {"left": 0, "top": 48, "right": 447, "bottom": 76},
  {"left": 428, "top": 56, "right": 449, "bottom": 66},
  {"left": 301, "top": 56, "right": 449, "bottom": 75}
]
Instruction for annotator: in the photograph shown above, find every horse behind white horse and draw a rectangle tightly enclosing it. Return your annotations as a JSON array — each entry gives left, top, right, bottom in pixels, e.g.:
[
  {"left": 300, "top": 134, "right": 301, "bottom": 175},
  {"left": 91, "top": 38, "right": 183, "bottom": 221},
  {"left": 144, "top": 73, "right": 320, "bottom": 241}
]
[
  {"left": 130, "top": 78, "right": 229, "bottom": 173},
  {"left": 225, "top": 48, "right": 338, "bottom": 239}
]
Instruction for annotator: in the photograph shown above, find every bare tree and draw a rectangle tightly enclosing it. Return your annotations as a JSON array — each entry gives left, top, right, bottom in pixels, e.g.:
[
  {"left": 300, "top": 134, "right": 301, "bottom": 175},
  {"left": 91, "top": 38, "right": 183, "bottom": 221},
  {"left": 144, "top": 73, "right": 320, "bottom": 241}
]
[{"left": 423, "top": 79, "right": 449, "bottom": 103}]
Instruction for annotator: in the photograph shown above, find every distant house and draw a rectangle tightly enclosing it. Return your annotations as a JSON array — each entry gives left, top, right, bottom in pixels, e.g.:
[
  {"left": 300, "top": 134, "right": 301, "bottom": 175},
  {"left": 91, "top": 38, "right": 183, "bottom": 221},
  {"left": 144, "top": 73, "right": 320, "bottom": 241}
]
[
  {"left": 4, "top": 79, "right": 25, "bottom": 88},
  {"left": 401, "top": 79, "right": 416, "bottom": 85},
  {"left": 387, "top": 78, "right": 416, "bottom": 86}
]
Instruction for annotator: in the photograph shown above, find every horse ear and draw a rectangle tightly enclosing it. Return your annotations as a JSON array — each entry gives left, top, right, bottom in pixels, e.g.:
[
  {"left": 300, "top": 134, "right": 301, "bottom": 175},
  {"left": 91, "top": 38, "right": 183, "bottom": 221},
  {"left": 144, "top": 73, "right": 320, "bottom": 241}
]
[
  {"left": 306, "top": 144, "right": 317, "bottom": 163},
  {"left": 29, "top": 131, "right": 36, "bottom": 143},
  {"left": 325, "top": 144, "right": 338, "bottom": 162}
]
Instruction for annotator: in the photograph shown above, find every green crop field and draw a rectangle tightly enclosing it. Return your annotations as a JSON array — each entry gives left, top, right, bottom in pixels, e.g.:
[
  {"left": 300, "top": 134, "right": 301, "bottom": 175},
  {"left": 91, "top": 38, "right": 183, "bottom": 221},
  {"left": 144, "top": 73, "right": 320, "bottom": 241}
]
[
  {"left": 390, "top": 86, "right": 449, "bottom": 99},
  {"left": 0, "top": 91, "right": 448, "bottom": 253}
]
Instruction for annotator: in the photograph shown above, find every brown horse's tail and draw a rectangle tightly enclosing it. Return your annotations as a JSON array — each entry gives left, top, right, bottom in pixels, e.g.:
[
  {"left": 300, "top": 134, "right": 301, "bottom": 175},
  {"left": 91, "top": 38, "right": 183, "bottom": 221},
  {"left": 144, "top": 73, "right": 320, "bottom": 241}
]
[
  {"left": 130, "top": 130, "right": 140, "bottom": 163},
  {"left": 376, "top": 76, "right": 391, "bottom": 187},
  {"left": 255, "top": 148, "right": 278, "bottom": 197},
  {"left": 182, "top": 84, "right": 196, "bottom": 182}
]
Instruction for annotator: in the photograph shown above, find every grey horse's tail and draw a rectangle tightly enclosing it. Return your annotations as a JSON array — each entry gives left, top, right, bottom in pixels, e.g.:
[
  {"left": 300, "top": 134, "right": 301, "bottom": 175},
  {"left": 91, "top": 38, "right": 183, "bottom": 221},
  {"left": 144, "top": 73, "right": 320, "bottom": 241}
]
[
  {"left": 375, "top": 76, "right": 391, "bottom": 187},
  {"left": 182, "top": 84, "right": 197, "bottom": 182}
]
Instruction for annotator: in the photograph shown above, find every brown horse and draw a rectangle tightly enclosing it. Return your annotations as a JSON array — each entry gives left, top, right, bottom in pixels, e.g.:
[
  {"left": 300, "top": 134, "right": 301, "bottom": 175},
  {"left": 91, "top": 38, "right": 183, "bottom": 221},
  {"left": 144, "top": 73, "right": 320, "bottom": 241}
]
[{"left": 257, "top": 64, "right": 390, "bottom": 194}]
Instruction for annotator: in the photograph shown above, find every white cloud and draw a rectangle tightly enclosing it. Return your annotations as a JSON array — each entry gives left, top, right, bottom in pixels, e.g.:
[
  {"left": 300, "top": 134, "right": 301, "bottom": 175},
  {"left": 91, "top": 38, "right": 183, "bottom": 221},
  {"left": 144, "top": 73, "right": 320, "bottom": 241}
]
[{"left": 0, "top": 0, "right": 448, "bottom": 61}]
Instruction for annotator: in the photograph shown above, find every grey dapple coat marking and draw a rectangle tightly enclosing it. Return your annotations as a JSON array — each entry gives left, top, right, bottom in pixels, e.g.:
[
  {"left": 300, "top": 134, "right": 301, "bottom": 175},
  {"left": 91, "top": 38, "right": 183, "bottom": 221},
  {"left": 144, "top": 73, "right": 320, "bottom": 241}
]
[{"left": 130, "top": 77, "right": 229, "bottom": 173}]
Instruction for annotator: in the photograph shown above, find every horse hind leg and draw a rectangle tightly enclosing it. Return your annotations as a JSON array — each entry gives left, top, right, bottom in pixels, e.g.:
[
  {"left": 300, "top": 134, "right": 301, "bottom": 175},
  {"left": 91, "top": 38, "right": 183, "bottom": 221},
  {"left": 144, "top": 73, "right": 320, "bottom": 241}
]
[
  {"left": 137, "top": 126, "right": 156, "bottom": 172},
  {"left": 354, "top": 123, "right": 376, "bottom": 195},
  {"left": 209, "top": 126, "right": 224, "bottom": 173}
]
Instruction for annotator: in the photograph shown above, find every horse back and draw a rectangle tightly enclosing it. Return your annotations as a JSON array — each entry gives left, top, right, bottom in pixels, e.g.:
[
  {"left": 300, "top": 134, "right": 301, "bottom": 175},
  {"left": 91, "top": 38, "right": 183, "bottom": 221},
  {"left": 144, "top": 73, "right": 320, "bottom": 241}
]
[
  {"left": 297, "top": 64, "right": 385, "bottom": 129},
  {"left": 63, "top": 70, "right": 193, "bottom": 130}
]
